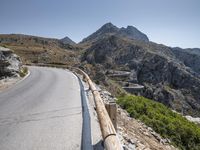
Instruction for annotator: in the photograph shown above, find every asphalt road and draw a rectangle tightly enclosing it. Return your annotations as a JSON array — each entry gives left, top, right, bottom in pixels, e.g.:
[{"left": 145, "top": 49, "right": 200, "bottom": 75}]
[{"left": 0, "top": 66, "right": 83, "bottom": 150}]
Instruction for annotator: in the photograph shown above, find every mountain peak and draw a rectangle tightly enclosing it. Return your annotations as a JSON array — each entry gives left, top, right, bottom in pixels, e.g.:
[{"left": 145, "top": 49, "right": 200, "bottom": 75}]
[
  {"left": 81, "top": 23, "right": 119, "bottom": 43},
  {"left": 101, "top": 22, "right": 116, "bottom": 29},
  {"left": 81, "top": 23, "right": 149, "bottom": 43},
  {"left": 98, "top": 22, "right": 119, "bottom": 33},
  {"left": 127, "top": 25, "right": 137, "bottom": 30},
  {"left": 119, "top": 25, "right": 149, "bottom": 42},
  {"left": 60, "top": 36, "right": 76, "bottom": 45}
]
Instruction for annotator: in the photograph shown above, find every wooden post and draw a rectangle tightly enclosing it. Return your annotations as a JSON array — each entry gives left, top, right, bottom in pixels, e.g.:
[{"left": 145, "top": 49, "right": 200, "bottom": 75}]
[
  {"left": 105, "top": 103, "right": 110, "bottom": 114},
  {"left": 105, "top": 102, "right": 117, "bottom": 131},
  {"left": 109, "top": 102, "right": 117, "bottom": 131}
]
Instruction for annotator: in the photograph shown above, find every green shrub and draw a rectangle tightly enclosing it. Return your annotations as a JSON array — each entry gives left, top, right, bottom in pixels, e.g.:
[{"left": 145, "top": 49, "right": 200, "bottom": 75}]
[
  {"left": 19, "top": 67, "right": 28, "bottom": 77},
  {"left": 117, "top": 95, "right": 200, "bottom": 150}
]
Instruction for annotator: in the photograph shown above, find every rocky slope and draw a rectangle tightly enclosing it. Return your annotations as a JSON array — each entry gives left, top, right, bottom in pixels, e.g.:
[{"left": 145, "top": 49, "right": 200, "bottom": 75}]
[
  {"left": 172, "top": 47, "right": 200, "bottom": 75},
  {"left": 117, "top": 107, "right": 177, "bottom": 150},
  {"left": 81, "top": 26, "right": 200, "bottom": 117},
  {"left": 0, "top": 46, "right": 21, "bottom": 79},
  {"left": 95, "top": 83, "right": 177, "bottom": 150}
]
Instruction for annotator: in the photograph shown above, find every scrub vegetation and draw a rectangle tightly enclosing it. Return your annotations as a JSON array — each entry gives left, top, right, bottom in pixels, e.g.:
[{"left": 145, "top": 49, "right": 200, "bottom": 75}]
[{"left": 117, "top": 95, "right": 200, "bottom": 150}]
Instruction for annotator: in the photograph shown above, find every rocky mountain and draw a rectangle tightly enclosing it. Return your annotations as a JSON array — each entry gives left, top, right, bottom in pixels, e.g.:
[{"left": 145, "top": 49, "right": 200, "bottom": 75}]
[
  {"left": 0, "top": 46, "right": 22, "bottom": 79},
  {"left": 81, "top": 30, "right": 200, "bottom": 116},
  {"left": 81, "top": 23, "right": 149, "bottom": 43},
  {"left": 60, "top": 36, "right": 76, "bottom": 45}
]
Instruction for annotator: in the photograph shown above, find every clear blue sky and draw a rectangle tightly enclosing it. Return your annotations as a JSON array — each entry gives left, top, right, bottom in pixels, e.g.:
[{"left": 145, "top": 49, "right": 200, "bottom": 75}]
[{"left": 0, "top": 0, "right": 200, "bottom": 48}]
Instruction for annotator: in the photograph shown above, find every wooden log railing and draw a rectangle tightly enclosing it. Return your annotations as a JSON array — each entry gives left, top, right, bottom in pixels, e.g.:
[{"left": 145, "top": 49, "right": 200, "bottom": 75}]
[{"left": 72, "top": 67, "right": 122, "bottom": 150}]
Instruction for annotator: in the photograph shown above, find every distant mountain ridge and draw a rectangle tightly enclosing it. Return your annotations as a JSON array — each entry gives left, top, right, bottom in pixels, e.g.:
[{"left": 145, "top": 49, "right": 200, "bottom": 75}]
[
  {"left": 0, "top": 34, "right": 75, "bottom": 46},
  {"left": 173, "top": 47, "right": 200, "bottom": 56},
  {"left": 81, "top": 22, "right": 149, "bottom": 43}
]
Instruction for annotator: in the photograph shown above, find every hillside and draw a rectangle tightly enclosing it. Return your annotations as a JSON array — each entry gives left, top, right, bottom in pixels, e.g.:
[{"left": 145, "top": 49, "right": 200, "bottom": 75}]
[
  {"left": 117, "top": 95, "right": 200, "bottom": 150},
  {"left": 0, "top": 34, "right": 80, "bottom": 66},
  {"left": 80, "top": 23, "right": 200, "bottom": 117}
]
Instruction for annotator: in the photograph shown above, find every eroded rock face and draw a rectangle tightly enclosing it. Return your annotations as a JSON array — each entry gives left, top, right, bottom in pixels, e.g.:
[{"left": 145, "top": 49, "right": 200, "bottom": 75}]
[
  {"left": 0, "top": 46, "right": 21, "bottom": 79},
  {"left": 82, "top": 35, "right": 200, "bottom": 116},
  {"left": 172, "top": 47, "right": 200, "bottom": 75}
]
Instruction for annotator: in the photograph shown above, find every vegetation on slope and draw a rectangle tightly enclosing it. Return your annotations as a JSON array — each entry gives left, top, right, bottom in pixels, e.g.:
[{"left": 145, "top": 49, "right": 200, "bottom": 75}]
[
  {"left": 0, "top": 34, "right": 80, "bottom": 66},
  {"left": 19, "top": 66, "right": 28, "bottom": 77},
  {"left": 117, "top": 95, "right": 200, "bottom": 150}
]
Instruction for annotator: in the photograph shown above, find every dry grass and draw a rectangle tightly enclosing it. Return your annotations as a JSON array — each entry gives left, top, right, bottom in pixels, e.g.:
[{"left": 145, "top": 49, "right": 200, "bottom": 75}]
[{"left": 0, "top": 34, "right": 80, "bottom": 66}]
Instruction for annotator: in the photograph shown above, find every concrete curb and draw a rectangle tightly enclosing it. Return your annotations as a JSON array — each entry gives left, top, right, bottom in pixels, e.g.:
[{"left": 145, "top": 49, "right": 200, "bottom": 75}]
[{"left": 73, "top": 72, "right": 93, "bottom": 150}]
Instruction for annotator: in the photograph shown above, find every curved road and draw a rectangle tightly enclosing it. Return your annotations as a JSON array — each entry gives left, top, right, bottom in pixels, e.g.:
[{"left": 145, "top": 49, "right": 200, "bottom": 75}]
[{"left": 0, "top": 66, "right": 83, "bottom": 150}]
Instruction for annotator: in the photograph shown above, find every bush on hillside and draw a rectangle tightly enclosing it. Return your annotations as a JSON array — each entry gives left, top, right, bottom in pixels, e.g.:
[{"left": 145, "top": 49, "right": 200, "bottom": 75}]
[
  {"left": 117, "top": 95, "right": 200, "bottom": 150},
  {"left": 19, "top": 67, "right": 28, "bottom": 77}
]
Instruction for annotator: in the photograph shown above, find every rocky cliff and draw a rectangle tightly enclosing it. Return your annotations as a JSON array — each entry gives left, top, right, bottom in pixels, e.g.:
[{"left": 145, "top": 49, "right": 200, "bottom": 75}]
[
  {"left": 172, "top": 47, "right": 200, "bottom": 75},
  {"left": 0, "top": 46, "right": 22, "bottom": 79}
]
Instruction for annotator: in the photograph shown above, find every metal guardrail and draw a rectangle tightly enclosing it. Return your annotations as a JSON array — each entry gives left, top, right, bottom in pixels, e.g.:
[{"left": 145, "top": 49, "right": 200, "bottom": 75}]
[{"left": 71, "top": 67, "right": 122, "bottom": 150}]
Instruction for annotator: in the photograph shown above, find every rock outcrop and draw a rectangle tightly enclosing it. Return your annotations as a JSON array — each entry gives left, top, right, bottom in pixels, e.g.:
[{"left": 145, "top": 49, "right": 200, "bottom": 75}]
[
  {"left": 0, "top": 46, "right": 21, "bottom": 79},
  {"left": 172, "top": 47, "right": 200, "bottom": 75}
]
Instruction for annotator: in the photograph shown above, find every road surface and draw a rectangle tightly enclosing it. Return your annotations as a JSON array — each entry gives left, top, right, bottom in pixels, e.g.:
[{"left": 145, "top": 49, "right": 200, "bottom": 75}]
[{"left": 0, "top": 66, "right": 83, "bottom": 150}]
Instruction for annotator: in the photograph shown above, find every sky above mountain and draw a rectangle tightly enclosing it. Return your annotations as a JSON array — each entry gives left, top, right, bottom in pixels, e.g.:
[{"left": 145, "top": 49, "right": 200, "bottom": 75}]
[{"left": 0, "top": 0, "right": 199, "bottom": 48}]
